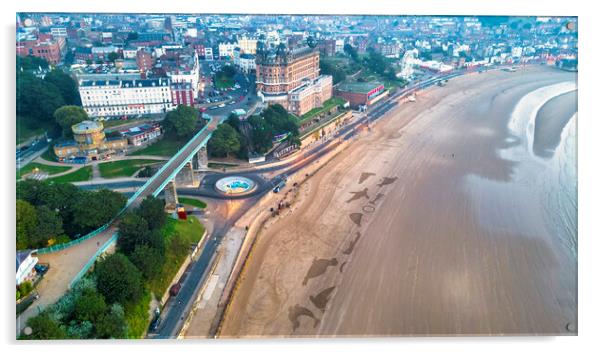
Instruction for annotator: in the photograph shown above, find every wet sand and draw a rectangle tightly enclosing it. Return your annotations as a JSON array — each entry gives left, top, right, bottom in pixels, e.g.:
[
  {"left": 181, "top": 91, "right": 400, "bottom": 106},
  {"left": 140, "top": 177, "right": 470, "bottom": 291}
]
[
  {"left": 533, "top": 90, "right": 578, "bottom": 159},
  {"left": 219, "top": 67, "right": 577, "bottom": 337}
]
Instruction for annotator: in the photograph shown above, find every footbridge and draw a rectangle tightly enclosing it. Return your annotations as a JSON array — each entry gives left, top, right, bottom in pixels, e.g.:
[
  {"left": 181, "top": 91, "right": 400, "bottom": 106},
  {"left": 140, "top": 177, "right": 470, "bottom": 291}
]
[{"left": 125, "top": 117, "right": 216, "bottom": 211}]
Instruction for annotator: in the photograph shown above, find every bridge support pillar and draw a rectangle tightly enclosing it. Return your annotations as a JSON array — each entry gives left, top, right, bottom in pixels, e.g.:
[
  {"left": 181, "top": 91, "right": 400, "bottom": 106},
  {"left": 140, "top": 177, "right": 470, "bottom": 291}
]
[
  {"left": 179, "top": 161, "right": 195, "bottom": 186},
  {"left": 196, "top": 147, "right": 208, "bottom": 171},
  {"left": 164, "top": 180, "right": 179, "bottom": 211}
]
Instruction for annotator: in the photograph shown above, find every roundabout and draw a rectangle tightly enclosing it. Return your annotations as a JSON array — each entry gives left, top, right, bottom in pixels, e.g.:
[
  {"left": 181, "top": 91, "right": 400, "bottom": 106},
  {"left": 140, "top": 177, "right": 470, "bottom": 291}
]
[{"left": 215, "top": 176, "right": 257, "bottom": 195}]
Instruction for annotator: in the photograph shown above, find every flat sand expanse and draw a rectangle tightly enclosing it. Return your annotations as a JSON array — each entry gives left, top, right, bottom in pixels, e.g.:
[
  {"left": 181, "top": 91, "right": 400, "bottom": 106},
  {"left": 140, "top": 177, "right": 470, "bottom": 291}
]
[{"left": 219, "top": 67, "right": 577, "bottom": 337}]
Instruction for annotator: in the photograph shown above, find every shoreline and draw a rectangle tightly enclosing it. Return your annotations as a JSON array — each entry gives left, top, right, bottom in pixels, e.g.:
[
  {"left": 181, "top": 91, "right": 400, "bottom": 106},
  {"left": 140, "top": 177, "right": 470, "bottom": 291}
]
[{"left": 219, "top": 66, "right": 578, "bottom": 337}]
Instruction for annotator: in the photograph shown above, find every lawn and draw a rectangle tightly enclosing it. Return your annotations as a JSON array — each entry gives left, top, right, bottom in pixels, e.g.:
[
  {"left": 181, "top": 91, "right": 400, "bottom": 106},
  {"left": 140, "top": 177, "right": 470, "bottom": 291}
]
[
  {"left": 16, "top": 125, "right": 44, "bottom": 146},
  {"left": 130, "top": 138, "right": 184, "bottom": 157},
  {"left": 124, "top": 290, "right": 152, "bottom": 339},
  {"left": 299, "top": 97, "right": 347, "bottom": 123},
  {"left": 47, "top": 166, "right": 92, "bottom": 183},
  {"left": 148, "top": 217, "right": 205, "bottom": 298},
  {"left": 103, "top": 118, "right": 151, "bottom": 129},
  {"left": 98, "top": 159, "right": 162, "bottom": 179},
  {"left": 214, "top": 77, "right": 234, "bottom": 89},
  {"left": 179, "top": 197, "right": 207, "bottom": 209},
  {"left": 40, "top": 146, "right": 58, "bottom": 162},
  {"left": 207, "top": 162, "right": 238, "bottom": 169},
  {"left": 18, "top": 162, "right": 71, "bottom": 179}
]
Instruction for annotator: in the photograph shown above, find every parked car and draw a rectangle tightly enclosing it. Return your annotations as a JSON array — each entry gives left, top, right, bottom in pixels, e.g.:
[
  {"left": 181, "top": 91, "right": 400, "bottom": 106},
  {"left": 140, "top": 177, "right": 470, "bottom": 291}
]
[
  {"left": 218, "top": 103, "right": 226, "bottom": 108},
  {"left": 170, "top": 283, "right": 181, "bottom": 296},
  {"left": 149, "top": 308, "right": 161, "bottom": 332},
  {"left": 34, "top": 264, "right": 49, "bottom": 275}
]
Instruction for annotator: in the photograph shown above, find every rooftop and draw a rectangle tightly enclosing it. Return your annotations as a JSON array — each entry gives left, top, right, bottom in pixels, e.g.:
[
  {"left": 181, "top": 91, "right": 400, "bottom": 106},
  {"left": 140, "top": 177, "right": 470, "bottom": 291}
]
[
  {"left": 72, "top": 120, "right": 103, "bottom": 134},
  {"left": 336, "top": 82, "right": 384, "bottom": 94}
]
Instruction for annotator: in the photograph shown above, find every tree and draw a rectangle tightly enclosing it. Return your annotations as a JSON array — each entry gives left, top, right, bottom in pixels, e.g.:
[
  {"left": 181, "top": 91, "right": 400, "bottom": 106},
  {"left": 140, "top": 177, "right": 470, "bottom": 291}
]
[
  {"left": 16, "top": 200, "right": 37, "bottom": 250},
  {"left": 107, "top": 52, "right": 120, "bottom": 63},
  {"left": 248, "top": 115, "right": 274, "bottom": 153},
  {"left": 117, "top": 213, "right": 149, "bottom": 254},
  {"left": 95, "top": 253, "right": 143, "bottom": 305},
  {"left": 95, "top": 304, "right": 127, "bottom": 338},
  {"left": 73, "top": 288, "right": 107, "bottom": 323},
  {"left": 16, "top": 55, "right": 49, "bottom": 72},
  {"left": 44, "top": 69, "right": 80, "bottom": 105},
  {"left": 71, "top": 189, "right": 126, "bottom": 235},
  {"left": 31, "top": 205, "right": 63, "bottom": 248},
  {"left": 344, "top": 44, "right": 359, "bottom": 62},
  {"left": 23, "top": 312, "right": 67, "bottom": 340},
  {"left": 129, "top": 244, "right": 164, "bottom": 279},
  {"left": 118, "top": 212, "right": 164, "bottom": 255},
  {"left": 54, "top": 106, "right": 89, "bottom": 138},
  {"left": 207, "top": 123, "right": 241, "bottom": 158},
  {"left": 17, "top": 72, "right": 65, "bottom": 125},
  {"left": 126, "top": 32, "right": 139, "bottom": 41},
  {"left": 136, "top": 196, "right": 166, "bottom": 231},
  {"left": 163, "top": 105, "right": 199, "bottom": 139},
  {"left": 225, "top": 113, "right": 241, "bottom": 132},
  {"left": 319, "top": 60, "right": 346, "bottom": 84}
]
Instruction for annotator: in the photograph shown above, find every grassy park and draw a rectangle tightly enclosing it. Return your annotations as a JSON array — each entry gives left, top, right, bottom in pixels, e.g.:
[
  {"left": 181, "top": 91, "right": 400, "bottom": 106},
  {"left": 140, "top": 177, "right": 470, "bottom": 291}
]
[
  {"left": 299, "top": 97, "right": 347, "bottom": 123},
  {"left": 47, "top": 166, "right": 92, "bottom": 183},
  {"left": 130, "top": 138, "right": 184, "bottom": 157},
  {"left": 17, "top": 162, "right": 71, "bottom": 179},
  {"left": 147, "top": 217, "right": 205, "bottom": 299},
  {"left": 98, "top": 159, "right": 161, "bottom": 178},
  {"left": 179, "top": 197, "right": 207, "bottom": 209}
]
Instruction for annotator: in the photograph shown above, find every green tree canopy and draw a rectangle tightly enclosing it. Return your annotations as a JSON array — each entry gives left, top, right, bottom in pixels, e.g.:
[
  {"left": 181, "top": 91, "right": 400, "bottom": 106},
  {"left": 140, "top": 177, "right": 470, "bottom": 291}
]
[
  {"left": 31, "top": 205, "right": 63, "bottom": 248},
  {"left": 319, "top": 59, "right": 346, "bottom": 84},
  {"left": 71, "top": 189, "right": 126, "bottom": 235},
  {"left": 54, "top": 106, "right": 89, "bottom": 138},
  {"left": 163, "top": 105, "right": 199, "bottom": 139},
  {"left": 118, "top": 212, "right": 164, "bottom": 255},
  {"left": 95, "top": 303, "right": 127, "bottom": 339},
  {"left": 16, "top": 200, "right": 37, "bottom": 250},
  {"left": 207, "top": 123, "right": 241, "bottom": 158},
  {"left": 17, "top": 72, "right": 65, "bottom": 125},
  {"left": 248, "top": 115, "right": 274, "bottom": 154},
  {"left": 129, "top": 244, "right": 164, "bottom": 280},
  {"left": 17, "top": 55, "right": 50, "bottom": 72},
  {"left": 136, "top": 196, "right": 166, "bottom": 231},
  {"left": 94, "top": 253, "right": 144, "bottom": 305},
  {"left": 23, "top": 312, "right": 67, "bottom": 340},
  {"left": 107, "top": 52, "right": 120, "bottom": 63},
  {"left": 344, "top": 43, "right": 359, "bottom": 62},
  {"left": 44, "top": 69, "right": 80, "bottom": 105},
  {"left": 73, "top": 288, "right": 107, "bottom": 323}
]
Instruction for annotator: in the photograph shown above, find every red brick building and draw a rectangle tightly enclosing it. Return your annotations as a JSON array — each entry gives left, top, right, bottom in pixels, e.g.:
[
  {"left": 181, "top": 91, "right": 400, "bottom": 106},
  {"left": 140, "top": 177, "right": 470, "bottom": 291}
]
[
  {"left": 335, "top": 82, "right": 386, "bottom": 109},
  {"left": 170, "top": 83, "right": 195, "bottom": 106},
  {"left": 16, "top": 37, "right": 64, "bottom": 65},
  {"left": 136, "top": 49, "right": 154, "bottom": 76}
]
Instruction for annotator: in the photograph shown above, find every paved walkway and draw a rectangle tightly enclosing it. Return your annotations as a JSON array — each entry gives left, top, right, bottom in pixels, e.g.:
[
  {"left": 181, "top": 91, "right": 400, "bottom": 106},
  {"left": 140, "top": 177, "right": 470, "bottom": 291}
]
[
  {"left": 180, "top": 227, "right": 246, "bottom": 338},
  {"left": 16, "top": 227, "right": 118, "bottom": 334}
]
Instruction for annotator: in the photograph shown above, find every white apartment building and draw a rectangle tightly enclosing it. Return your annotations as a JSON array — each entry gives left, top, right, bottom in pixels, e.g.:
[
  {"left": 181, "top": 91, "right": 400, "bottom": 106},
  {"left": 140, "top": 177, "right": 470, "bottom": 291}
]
[
  {"left": 166, "top": 52, "right": 200, "bottom": 95},
  {"left": 50, "top": 27, "right": 67, "bottom": 37},
  {"left": 79, "top": 78, "right": 175, "bottom": 117},
  {"left": 204, "top": 47, "right": 214, "bottom": 60},
  {"left": 237, "top": 36, "right": 258, "bottom": 54},
  {"left": 218, "top": 42, "right": 237, "bottom": 58}
]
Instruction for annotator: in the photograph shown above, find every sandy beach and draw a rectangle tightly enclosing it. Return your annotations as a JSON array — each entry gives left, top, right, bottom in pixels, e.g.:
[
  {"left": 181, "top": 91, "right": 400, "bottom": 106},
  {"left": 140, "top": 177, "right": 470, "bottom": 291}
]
[{"left": 219, "top": 66, "right": 578, "bottom": 337}]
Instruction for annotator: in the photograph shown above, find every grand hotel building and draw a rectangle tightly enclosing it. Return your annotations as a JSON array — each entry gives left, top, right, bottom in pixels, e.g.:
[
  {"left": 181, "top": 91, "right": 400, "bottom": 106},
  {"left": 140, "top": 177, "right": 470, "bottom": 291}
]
[{"left": 255, "top": 44, "right": 332, "bottom": 116}]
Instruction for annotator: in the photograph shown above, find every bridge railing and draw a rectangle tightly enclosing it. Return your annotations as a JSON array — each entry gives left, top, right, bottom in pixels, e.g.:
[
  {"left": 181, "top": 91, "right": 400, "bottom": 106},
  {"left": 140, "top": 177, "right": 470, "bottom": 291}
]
[
  {"left": 126, "top": 123, "right": 210, "bottom": 207},
  {"left": 152, "top": 131, "right": 213, "bottom": 197},
  {"left": 35, "top": 124, "right": 212, "bottom": 255},
  {"left": 68, "top": 233, "right": 118, "bottom": 289},
  {"left": 36, "top": 224, "right": 110, "bottom": 255}
]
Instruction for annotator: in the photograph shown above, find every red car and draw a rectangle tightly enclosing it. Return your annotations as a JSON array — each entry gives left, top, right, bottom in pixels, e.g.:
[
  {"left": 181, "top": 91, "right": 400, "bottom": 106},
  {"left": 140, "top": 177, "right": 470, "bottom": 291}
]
[
  {"left": 199, "top": 107, "right": 207, "bottom": 112},
  {"left": 170, "top": 283, "right": 181, "bottom": 296}
]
